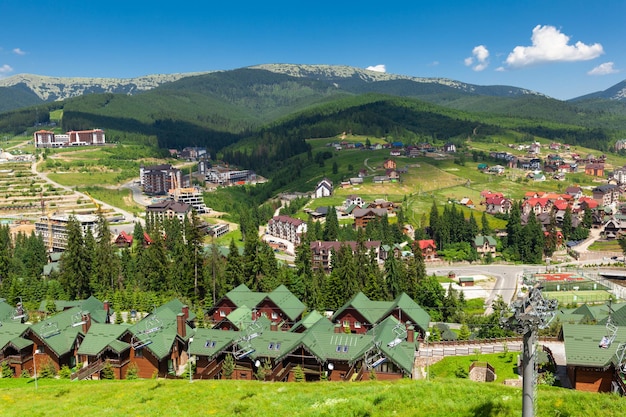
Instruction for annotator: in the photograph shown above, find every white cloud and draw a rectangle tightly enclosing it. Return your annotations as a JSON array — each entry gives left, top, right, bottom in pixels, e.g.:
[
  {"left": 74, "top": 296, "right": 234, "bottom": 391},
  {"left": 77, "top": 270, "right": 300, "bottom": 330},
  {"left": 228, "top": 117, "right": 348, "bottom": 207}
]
[
  {"left": 0, "top": 64, "right": 14, "bottom": 77},
  {"left": 465, "top": 45, "right": 489, "bottom": 71},
  {"left": 12, "top": 48, "right": 26, "bottom": 56},
  {"left": 588, "top": 62, "right": 619, "bottom": 75},
  {"left": 505, "top": 25, "right": 604, "bottom": 68},
  {"left": 366, "top": 64, "right": 386, "bottom": 73}
]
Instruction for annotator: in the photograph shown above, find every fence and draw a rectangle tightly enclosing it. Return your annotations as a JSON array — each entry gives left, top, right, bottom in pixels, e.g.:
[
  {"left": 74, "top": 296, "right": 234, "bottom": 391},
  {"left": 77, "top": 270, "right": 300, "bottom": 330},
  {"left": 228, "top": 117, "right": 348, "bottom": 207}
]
[{"left": 416, "top": 337, "right": 559, "bottom": 358}]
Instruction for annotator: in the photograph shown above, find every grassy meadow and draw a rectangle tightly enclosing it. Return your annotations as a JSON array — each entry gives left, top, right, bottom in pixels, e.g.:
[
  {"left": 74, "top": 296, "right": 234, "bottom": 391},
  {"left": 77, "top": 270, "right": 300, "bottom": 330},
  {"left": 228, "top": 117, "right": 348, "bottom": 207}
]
[{"left": 1, "top": 377, "right": 625, "bottom": 417}]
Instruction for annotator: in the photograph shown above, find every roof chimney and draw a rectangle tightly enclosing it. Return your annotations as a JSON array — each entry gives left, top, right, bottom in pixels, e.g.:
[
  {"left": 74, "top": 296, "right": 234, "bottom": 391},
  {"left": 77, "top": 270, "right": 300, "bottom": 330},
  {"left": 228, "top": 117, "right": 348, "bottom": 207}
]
[
  {"left": 334, "top": 323, "right": 342, "bottom": 334},
  {"left": 177, "top": 313, "right": 186, "bottom": 338},
  {"left": 104, "top": 300, "right": 110, "bottom": 324},
  {"left": 81, "top": 313, "right": 92, "bottom": 334},
  {"left": 406, "top": 324, "right": 415, "bottom": 344},
  {"left": 270, "top": 321, "right": 278, "bottom": 331},
  {"left": 182, "top": 305, "right": 189, "bottom": 321}
]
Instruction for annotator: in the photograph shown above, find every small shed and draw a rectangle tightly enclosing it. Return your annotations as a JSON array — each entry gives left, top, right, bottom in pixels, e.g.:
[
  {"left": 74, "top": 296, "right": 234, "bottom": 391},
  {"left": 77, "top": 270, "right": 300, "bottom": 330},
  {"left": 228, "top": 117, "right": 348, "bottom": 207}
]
[{"left": 458, "top": 276, "right": 475, "bottom": 287}]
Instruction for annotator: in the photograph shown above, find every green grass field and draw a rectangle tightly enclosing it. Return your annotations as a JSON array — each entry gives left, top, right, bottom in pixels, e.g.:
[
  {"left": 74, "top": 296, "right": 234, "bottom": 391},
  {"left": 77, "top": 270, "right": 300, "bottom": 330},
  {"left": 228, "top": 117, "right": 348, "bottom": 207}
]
[
  {"left": 429, "top": 352, "right": 519, "bottom": 383},
  {"left": 1, "top": 376, "right": 625, "bottom": 416}
]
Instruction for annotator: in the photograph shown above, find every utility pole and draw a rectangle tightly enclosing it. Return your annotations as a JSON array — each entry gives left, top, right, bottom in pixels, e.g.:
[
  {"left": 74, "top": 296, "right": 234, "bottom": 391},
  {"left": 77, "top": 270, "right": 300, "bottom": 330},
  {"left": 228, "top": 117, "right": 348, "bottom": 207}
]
[{"left": 501, "top": 283, "right": 557, "bottom": 417}]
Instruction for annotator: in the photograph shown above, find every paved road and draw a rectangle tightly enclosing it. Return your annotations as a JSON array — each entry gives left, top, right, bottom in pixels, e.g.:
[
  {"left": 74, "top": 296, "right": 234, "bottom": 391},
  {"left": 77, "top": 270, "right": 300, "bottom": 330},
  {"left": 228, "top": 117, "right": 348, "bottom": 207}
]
[
  {"left": 427, "top": 264, "right": 544, "bottom": 314},
  {"left": 31, "top": 158, "right": 143, "bottom": 226}
]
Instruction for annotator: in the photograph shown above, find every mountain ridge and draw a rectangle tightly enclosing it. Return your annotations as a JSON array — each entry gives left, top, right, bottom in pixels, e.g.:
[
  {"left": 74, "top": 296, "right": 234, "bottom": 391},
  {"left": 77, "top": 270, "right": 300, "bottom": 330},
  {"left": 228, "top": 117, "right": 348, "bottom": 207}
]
[{"left": 0, "top": 71, "right": 212, "bottom": 102}]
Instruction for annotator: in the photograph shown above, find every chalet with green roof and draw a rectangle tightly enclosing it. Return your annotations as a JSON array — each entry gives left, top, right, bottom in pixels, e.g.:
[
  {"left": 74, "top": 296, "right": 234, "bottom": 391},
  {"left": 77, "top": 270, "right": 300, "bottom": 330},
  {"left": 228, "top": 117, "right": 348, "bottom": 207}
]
[
  {"left": 27, "top": 307, "right": 93, "bottom": 372},
  {"left": 208, "top": 284, "right": 305, "bottom": 330},
  {"left": 124, "top": 301, "right": 194, "bottom": 378},
  {"left": 0, "top": 322, "right": 33, "bottom": 377},
  {"left": 331, "top": 292, "right": 430, "bottom": 338},
  {"left": 562, "top": 323, "right": 626, "bottom": 393}
]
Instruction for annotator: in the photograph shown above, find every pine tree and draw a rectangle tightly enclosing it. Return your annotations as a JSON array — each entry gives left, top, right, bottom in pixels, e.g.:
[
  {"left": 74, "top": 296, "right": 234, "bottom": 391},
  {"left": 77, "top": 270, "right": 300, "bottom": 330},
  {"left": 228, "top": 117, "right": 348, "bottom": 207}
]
[
  {"left": 224, "top": 238, "right": 244, "bottom": 288},
  {"left": 481, "top": 211, "right": 492, "bottom": 236},
  {"left": 59, "top": 216, "right": 92, "bottom": 299},
  {"left": 91, "top": 215, "right": 121, "bottom": 294},
  {"left": 323, "top": 206, "right": 339, "bottom": 241},
  {"left": 384, "top": 255, "right": 406, "bottom": 299},
  {"left": 561, "top": 206, "right": 573, "bottom": 241}
]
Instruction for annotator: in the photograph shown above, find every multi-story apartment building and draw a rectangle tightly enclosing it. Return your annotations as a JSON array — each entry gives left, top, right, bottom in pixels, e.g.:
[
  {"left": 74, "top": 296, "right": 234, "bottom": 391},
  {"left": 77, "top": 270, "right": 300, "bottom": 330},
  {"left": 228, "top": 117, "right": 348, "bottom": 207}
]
[
  {"left": 35, "top": 214, "right": 99, "bottom": 252},
  {"left": 266, "top": 215, "right": 307, "bottom": 245},
  {"left": 140, "top": 164, "right": 182, "bottom": 195}
]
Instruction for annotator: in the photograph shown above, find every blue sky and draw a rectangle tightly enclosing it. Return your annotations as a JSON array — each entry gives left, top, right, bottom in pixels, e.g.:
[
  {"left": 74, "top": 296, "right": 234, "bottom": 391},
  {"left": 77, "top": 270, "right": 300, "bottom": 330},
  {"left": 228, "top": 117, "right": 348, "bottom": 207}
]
[{"left": 1, "top": 1, "right": 625, "bottom": 100}]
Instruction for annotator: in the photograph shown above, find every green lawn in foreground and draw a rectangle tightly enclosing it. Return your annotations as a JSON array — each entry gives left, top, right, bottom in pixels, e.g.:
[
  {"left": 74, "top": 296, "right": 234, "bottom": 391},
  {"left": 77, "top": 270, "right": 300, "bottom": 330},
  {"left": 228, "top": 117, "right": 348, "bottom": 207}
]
[{"left": 1, "top": 377, "right": 625, "bottom": 416}]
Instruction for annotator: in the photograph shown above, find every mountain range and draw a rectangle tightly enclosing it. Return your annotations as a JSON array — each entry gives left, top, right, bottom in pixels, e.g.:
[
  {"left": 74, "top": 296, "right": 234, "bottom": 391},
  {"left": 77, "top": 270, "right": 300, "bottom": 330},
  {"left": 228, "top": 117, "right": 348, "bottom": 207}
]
[{"left": 2, "top": 63, "right": 625, "bottom": 115}]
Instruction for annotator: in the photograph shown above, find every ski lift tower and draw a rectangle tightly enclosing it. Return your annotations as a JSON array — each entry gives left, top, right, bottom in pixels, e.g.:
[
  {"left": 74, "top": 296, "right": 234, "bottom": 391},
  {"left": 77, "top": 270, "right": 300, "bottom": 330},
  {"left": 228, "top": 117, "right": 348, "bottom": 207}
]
[{"left": 500, "top": 283, "right": 558, "bottom": 417}]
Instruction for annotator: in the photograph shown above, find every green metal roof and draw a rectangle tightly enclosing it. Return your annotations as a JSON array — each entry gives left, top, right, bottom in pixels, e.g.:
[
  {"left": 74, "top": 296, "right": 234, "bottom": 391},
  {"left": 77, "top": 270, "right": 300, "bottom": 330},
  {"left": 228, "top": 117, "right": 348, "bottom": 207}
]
[
  {"left": 291, "top": 311, "right": 328, "bottom": 331},
  {"left": 562, "top": 323, "right": 625, "bottom": 367},
  {"left": 371, "top": 316, "right": 417, "bottom": 374},
  {"left": 129, "top": 307, "right": 193, "bottom": 361},
  {"left": 0, "top": 322, "right": 32, "bottom": 351},
  {"left": 386, "top": 293, "right": 431, "bottom": 332},
  {"left": 226, "top": 306, "right": 253, "bottom": 329},
  {"left": 332, "top": 292, "right": 430, "bottom": 332},
  {"left": 0, "top": 300, "right": 16, "bottom": 322},
  {"left": 246, "top": 331, "right": 302, "bottom": 360},
  {"left": 30, "top": 307, "right": 85, "bottom": 357},
  {"left": 77, "top": 323, "right": 129, "bottom": 356},
  {"left": 188, "top": 328, "right": 239, "bottom": 360},
  {"left": 225, "top": 284, "right": 266, "bottom": 309},
  {"left": 473, "top": 235, "right": 497, "bottom": 246},
  {"left": 267, "top": 285, "right": 305, "bottom": 321}
]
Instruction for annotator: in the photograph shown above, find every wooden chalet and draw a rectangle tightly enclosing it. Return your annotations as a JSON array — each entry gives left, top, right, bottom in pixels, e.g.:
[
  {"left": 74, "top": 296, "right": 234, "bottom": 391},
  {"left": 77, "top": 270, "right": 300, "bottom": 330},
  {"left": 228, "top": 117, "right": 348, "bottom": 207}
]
[
  {"left": 416, "top": 239, "right": 437, "bottom": 261},
  {"left": 331, "top": 292, "right": 430, "bottom": 338},
  {"left": 114, "top": 231, "right": 133, "bottom": 248},
  {"left": 123, "top": 300, "right": 194, "bottom": 379},
  {"left": 562, "top": 323, "right": 626, "bottom": 393},
  {"left": 208, "top": 284, "right": 305, "bottom": 330},
  {"left": 190, "top": 314, "right": 417, "bottom": 382}
]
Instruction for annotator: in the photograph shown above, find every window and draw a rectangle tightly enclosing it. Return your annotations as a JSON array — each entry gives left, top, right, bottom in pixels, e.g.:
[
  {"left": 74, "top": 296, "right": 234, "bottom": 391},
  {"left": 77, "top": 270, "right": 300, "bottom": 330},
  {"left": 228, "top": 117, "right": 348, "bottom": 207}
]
[
  {"left": 271, "top": 312, "right": 278, "bottom": 320},
  {"left": 219, "top": 310, "right": 226, "bottom": 317},
  {"left": 354, "top": 322, "right": 361, "bottom": 329},
  {"left": 268, "top": 343, "right": 274, "bottom": 350},
  {"left": 275, "top": 343, "right": 280, "bottom": 351},
  {"left": 135, "top": 348, "right": 143, "bottom": 358},
  {"left": 205, "top": 340, "right": 215, "bottom": 348},
  {"left": 343, "top": 320, "right": 350, "bottom": 327},
  {"left": 336, "top": 345, "right": 342, "bottom": 352},
  {"left": 343, "top": 345, "right": 349, "bottom": 353}
]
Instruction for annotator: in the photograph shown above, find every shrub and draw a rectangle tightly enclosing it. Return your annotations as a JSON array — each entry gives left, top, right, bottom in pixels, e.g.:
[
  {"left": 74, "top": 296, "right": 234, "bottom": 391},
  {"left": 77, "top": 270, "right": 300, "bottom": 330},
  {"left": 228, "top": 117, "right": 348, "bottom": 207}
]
[
  {"left": 293, "top": 365, "right": 305, "bottom": 382},
  {"left": 20, "top": 369, "right": 30, "bottom": 378},
  {"left": 1, "top": 361, "right": 13, "bottom": 378},
  {"left": 222, "top": 354, "right": 234, "bottom": 379},
  {"left": 101, "top": 361, "right": 115, "bottom": 380},
  {"left": 58, "top": 365, "right": 72, "bottom": 379},
  {"left": 38, "top": 359, "right": 57, "bottom": 378},
  {"left": 455, "top": 365, "right": 468, "bottom": 379},
  {"left": 125, "top": 362, "right": 139, "bottom": 380}
]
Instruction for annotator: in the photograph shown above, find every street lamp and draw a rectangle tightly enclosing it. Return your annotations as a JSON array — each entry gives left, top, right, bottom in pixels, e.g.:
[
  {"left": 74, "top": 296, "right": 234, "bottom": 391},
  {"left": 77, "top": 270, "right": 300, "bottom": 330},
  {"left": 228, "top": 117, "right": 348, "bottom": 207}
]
[
  {"left": 188, "top": 337, "right": 194, "bottom": 383},
  {"left": 33, "top": 348, "right": 42, "bottom": 390}
]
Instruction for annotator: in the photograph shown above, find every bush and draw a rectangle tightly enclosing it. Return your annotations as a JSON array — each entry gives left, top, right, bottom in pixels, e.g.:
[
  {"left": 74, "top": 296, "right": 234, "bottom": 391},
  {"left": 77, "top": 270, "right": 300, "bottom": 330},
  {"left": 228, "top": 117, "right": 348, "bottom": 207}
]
[
  {"left": 222, "top": 354, "right": 234, "bottom": 379},
  {"left": 38, "top": 359, "right": 57, "bottom": 378},
  {"left": 126, "top": 362, "right": 139, "bottom": 380},
  {"left": 293, "top": 365, "right": 305, "bottom": 382},
  {"left": 455, "top": 365, "right": 468, "bottom": 379},
  {"left": 58, "top": 365, "right": 72, "bottom": 379},
  {"left": 20, "top": 369, "right": 30, "bottom": 378},
  {"left": 101, "top": 361, "right": 115, "bottom": 380},
  {"left": 1, "top": 361, "right": 14, "bottom": 378}
]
